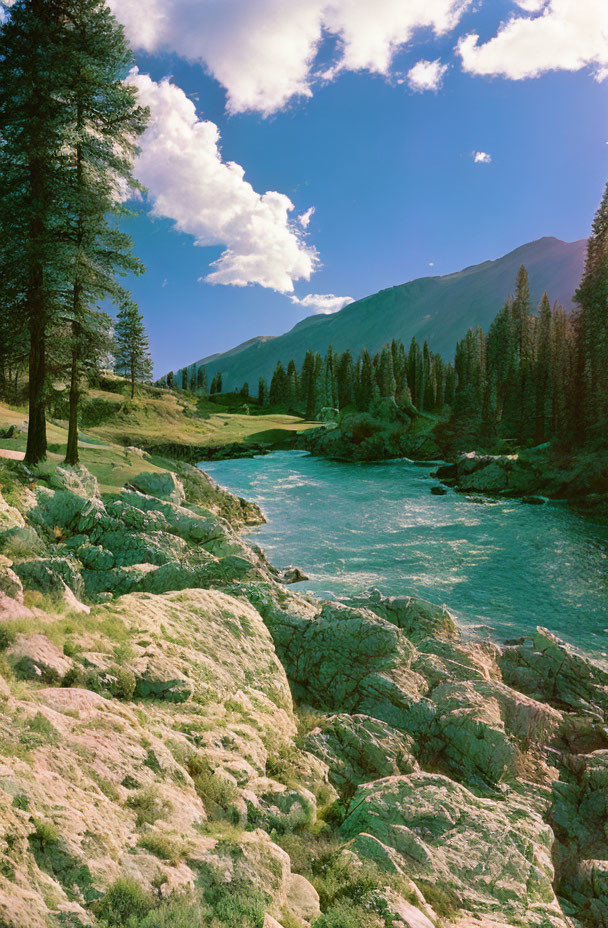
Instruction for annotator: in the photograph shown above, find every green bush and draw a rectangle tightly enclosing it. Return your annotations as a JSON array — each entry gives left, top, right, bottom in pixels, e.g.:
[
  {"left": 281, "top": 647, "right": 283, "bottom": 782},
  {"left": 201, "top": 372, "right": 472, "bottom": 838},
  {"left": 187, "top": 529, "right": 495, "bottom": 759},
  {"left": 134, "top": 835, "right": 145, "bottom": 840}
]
[
  {"left": 204, "top": 882, "right": 266, "bottom": 928},
  {"left": 187, "top": 756, "right": 238, "bottom": 815},
  {"left": 137, "top": 832, "right": 187, "bottom": 865},
  {"left": 29, "top": 819, "right": 58, "bottom": 851},
  {"left": 414, "top": 879, "right": 461, "bottom": 919},
  {"left": 126, "top": 788, "right": 170, "bottom": 828},
  {"left": 313, "top": 901, "right": 380, "bottom": 928},
  {"left": 96, "top": 877, "right": 154, "bottom": 926},
  {"left": 0, "top": 626, "right": 15, "bottom": 652}
]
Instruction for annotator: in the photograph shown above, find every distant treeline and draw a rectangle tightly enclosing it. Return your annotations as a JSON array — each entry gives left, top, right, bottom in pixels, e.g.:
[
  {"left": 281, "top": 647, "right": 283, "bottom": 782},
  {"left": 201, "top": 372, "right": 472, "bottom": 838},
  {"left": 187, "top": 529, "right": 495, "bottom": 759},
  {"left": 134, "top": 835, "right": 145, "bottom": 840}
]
[{"left": 163, "top": 182, "right": 608, "bottom": 453}]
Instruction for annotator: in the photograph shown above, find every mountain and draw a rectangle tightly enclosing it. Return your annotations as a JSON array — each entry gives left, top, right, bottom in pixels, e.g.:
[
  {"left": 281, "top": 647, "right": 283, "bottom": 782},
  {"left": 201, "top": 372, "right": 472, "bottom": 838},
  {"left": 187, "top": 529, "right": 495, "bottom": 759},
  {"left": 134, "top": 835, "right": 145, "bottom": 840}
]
[{"left": 186, "top": 236, "right": 587, "bottom": 390}]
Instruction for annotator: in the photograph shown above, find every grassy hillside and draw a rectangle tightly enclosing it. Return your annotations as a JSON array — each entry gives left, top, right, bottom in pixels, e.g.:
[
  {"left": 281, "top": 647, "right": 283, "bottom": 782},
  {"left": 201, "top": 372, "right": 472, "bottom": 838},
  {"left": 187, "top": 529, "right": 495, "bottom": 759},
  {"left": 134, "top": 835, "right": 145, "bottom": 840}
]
[
  {"left": 187, "top": 236, "right": 586, "bottom": 391},
  {"left": 0, "top": 378, "right": 320, "bottom": 491}
]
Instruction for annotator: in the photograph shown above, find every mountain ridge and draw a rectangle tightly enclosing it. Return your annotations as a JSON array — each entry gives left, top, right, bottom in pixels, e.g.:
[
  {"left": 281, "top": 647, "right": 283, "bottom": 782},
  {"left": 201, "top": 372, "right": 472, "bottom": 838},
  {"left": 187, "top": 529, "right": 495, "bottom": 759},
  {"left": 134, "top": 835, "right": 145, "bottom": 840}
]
[{"left": 185, "top": 236, "right": 587, "bottom": 390}]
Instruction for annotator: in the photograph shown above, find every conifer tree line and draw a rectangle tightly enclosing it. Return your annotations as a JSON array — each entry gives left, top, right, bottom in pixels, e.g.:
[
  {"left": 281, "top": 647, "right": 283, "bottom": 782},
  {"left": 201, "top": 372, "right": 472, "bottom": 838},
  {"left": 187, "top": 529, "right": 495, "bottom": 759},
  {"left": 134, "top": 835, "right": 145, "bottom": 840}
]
[
  {"left": 0, "top": 0, "right": 152, "bottom": 465},
  {"left": 224, "top": 179, "right": 608, "bottom": 451}
]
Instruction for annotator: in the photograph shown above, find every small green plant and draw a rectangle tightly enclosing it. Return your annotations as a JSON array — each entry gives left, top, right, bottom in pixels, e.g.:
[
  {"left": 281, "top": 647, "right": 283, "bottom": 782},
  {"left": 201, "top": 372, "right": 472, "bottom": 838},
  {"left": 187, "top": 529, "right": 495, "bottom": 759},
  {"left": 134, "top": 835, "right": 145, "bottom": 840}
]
[
  {"left": 29, "top": 819, "right": 58, "bottom": 851},
  {"left": 95, "top": 877, "right": 154, "bottom": 926},
  {"left": 204, "top": 880, "right": 267, "bottom": 928},
  {"left": 137, "top": 832, "right": 188, "bottom": 865},
  {"left": 12, "top": 793, "right": 29, "bottom": 811},
  {"left": 20, "top": 712, "right": 59, "bottom": 747},
  {"left": 312, "top": 901, "right": 381, "bottom": 928},
  {"left": 126, "top": 788, "right": 171, "bottom": 828},
  {"left": 187, "top": 756, "right": 238, "bottom": 816},
  {"left": 414, "top": 879, "right": 462, "bottom": 919},
  {"left": 0, "top": 626, "right": 15, "bottom": 652}
]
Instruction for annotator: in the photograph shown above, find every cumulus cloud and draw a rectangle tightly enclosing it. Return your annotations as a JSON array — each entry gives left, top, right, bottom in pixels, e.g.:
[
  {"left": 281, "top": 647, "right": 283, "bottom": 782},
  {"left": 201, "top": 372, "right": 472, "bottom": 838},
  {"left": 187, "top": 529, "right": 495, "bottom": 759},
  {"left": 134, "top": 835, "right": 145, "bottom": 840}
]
[
  {"left": 458, "top": 0, "right": 608, "bottom": 83},
  {"left": 473, "top": 151, "right": 492, "bottom": 163},
  {"left": 290, "top": 293, "right": 355, "bottom": 314},
  {"left": 298, "top": 206, "right": 315, "bottom": 229},
  {"left": 127, "top": 71, "right": 317, "bottom": 292},
  {"left": 111, "top": 0, "right": 472, "bottom": 114},
  {"left": 407, "top": 58, "right": 449, "bottom": 92}
]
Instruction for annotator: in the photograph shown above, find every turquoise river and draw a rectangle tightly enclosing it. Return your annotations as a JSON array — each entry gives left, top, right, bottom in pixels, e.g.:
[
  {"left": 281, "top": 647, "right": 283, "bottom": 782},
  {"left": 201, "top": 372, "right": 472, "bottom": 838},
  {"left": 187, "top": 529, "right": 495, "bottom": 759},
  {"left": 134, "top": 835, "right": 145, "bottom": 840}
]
[{"left": 200, "top": 451, "right": 608, "bottom": 655}]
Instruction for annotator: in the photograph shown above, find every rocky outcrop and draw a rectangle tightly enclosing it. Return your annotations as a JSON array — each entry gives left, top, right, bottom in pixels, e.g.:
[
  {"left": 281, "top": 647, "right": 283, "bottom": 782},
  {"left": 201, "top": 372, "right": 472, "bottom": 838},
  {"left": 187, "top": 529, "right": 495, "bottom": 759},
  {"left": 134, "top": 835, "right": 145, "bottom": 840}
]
[
  {"left": 437, "top": 450, "right": 608, "bottom": 508},
  {"left": 341, "top": 772, "right": 566, "bottom": 927},
  {"left": 2, "top": 461, "right": 608, "bottom": 927}
]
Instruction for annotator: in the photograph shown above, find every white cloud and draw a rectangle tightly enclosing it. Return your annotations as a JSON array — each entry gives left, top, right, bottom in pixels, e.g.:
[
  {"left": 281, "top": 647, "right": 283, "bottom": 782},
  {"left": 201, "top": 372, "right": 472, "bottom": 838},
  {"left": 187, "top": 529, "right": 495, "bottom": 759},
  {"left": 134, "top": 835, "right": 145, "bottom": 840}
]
[
  {"left": 111, "top": 0, "right": 472, "bottom": 114},
  {"left": 473, "top": 151, "right": 492, "bottom": 163},
  {"left": 127, "top": 71, "right": 317, "bottom": 292},
  {"left": 298, "top": 206, "right": 315, "bottom": 229},
  {"left": 290, "top": 293, "right": 355, "bottom": 314},
  {"left": 407, "top": 58, "right": 448, "bottom": 92},
  {"left": 458, "top": 0, "right": 608, "bottom": 83}
]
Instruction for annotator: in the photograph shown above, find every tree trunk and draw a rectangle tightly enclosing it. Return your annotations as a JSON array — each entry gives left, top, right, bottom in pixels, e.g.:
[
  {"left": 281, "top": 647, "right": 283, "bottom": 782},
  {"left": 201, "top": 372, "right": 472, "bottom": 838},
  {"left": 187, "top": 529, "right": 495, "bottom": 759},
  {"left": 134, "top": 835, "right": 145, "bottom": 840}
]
[
  {"left": 24, "top": 263, "right": 47, "bottom": 465},
  {"left": 65, "top": 316, "right": 80, "bottom": 466}
]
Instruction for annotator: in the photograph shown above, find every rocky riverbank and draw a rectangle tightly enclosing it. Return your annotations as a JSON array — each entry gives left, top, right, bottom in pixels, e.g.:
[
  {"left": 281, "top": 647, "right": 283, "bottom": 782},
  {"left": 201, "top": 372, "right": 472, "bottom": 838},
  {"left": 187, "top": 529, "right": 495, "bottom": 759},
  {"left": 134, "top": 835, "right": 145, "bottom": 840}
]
[
  {"left": 433, "top": 450, "right": 608, "bottom": 514},
  {"left": 1, "top": 456, "right": 607, "bottom": 927},
  {"left": 300, "top": 400, "right": 441, "bottom": 463}
]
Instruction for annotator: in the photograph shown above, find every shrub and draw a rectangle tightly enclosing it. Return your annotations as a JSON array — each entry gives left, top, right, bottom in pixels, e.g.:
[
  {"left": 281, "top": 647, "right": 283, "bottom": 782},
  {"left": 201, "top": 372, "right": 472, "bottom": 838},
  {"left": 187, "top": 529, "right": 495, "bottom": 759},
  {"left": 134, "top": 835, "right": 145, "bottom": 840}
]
[
  {"left": 414, "top": 879, "right": 461, "bottom": 919},
  {"left": 137, "top": 832, "right": 187, "bottom": 865},
  {"left": 0, "top": 626, "right": 15, "bottom": 652},
  {"left": 127, "top": 788, "right": 171, "bottom": 828},
  {"left": 29, "top": 819, "right": 58, "bottom": 851},
  {"left": 312, "top": 901, "right": 380, "bottom": 928},
  {"left": 204, "top": 882, "right": 266, "bottom": 928},
  {"left": 96, "top": 877, "right": 154, "bottom": 926},
  {"left": 187, "top": 756, "right": 238, "bottom": 815}
]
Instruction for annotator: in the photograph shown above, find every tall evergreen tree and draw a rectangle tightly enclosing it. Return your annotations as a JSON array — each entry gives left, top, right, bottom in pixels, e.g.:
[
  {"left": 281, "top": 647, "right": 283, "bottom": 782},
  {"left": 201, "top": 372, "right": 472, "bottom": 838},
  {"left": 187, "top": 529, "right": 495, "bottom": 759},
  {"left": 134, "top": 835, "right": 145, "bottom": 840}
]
[
  {"left": 61, "top": 0, "right": 148, "bottom": 464},
  {"left": 258, "top": 376, "right": 268, "bottom": 407},
  {"left": 300, "top": 350, "right": 316, "bottom": 418},
  {"left": 0, "top": 0, "right": 69, "bottom": 462},
  {"left": 210, "top": 371, "right": 222, "bottom": 394},
  {"left": 337, "top": 350, "right": 355, "bottom": 408},
  {"left": 534, "top": 293, "right": 553, "bottom": 444},
  {"left": 113, "top": 302, "right": 152, "bottom": 398},
  {"left": 574, "top": 180, "right": 608, "bottom": 441},
  {"left": 197, "top": 366, "right": 208, "bottom": 393},
  {"left": 269, "top": 360, "right": 287, "bottom": 405}
]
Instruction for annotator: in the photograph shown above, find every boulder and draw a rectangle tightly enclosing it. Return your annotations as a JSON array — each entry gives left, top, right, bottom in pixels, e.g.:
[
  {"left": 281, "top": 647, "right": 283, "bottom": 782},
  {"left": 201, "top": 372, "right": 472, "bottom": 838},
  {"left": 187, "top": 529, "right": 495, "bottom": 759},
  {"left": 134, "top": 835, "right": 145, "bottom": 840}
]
[
  {"left": 499, "top": 627, "right": 608, "bottom": 720},
  {"left": 346, "top": 589, "right": 458, "bottom": 643},
  {"left": 8, "top": 634, "right": 72, "bottom": 683},
  {"left": 285, "top": 873, "right": 320, "bottom": 922},
  {"left": 305, "top": 714, "right": 418, "bottom": 797},
  {"left": 14, "top": 556, "right": 84, "bottom": 600},
  {"left": 341, "top": 772, "right": 566, "bottom": 927},
  {"left": 431, "top": 485, "right": 448, "bottom": 495},
  {"left": 129, "top": 470, "right": 186, "bottom": 505}
]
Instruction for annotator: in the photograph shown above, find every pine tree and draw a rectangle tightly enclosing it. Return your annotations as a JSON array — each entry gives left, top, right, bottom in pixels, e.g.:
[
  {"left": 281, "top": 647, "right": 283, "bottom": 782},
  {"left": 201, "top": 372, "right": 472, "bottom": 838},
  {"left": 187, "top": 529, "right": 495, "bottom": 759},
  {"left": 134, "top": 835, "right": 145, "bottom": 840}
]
[
  {"left": 61, "top": 0, "right": 148, "bottom": 465},
  {"left": 197, "top": 366, "right": 208, "bottom": 393},
  {"left": 300, "top": 350, "right": 316, "bottom": 419},
  {"left": 269, "top": 360, "right": 287, "bottom": 406},
  {"left": 181, "top": 369, "right": 188, "bottom": 390},
  {"left": 210, "top": 372, "right": 222, "bottom": 394},
  {"left": 534, "top": 293, "right": 553, "bottom": 444},
  {"left": 240, "top": 382, "right": 249, "bottom": 399},
  {"left": 113, "top": 302, "right": 152, "bottom": 398},
  {"left": 574, "top": 180, "right": 608, "bottom": 442},
  {"left": 337, "top": 350, "right": 355, "bottom": 408},
  {"left": 378, "top": 345, "right": 396, "bottom": 398},
  {"left": 189, "top": 367, "right": 197, "bottom": 391},
  {"left": 357, "top": 349, "right": 374, "bottom": 411},
  {"left": 407, "top": 338, "right": 423, "bottom": 407},
  {"left": 258, "top": 376, "right": 268, "bottom": 407},
  {"left": 166, "top": 370, "right": 174, "bottom": 389},
  {"left": 0, "top": 0, "right": 70, "bottom": 462}
]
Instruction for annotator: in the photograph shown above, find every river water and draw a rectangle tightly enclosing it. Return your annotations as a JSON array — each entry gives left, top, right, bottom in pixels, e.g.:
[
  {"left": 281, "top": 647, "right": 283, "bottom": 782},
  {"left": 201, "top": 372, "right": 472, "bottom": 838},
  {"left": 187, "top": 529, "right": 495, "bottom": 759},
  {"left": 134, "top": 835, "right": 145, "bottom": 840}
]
[{"left": 199, "top": 450, "right": 608, "bottom": 655}]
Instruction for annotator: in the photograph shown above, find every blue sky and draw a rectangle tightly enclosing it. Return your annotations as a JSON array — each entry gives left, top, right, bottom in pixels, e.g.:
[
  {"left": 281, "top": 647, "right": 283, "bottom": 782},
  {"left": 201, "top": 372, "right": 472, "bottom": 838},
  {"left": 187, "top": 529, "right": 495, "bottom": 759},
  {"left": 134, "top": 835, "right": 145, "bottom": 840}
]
[{"left": 108, "top": 0, "right": 608, "bottom": 376}]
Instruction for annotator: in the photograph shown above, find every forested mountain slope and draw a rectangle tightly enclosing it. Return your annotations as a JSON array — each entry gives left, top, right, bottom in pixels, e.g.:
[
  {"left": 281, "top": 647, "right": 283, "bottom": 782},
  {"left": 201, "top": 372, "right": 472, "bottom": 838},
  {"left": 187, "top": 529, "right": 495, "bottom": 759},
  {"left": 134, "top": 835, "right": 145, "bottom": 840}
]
[{"left": 185, "top": 236, "right": 586, "bottom": 390}]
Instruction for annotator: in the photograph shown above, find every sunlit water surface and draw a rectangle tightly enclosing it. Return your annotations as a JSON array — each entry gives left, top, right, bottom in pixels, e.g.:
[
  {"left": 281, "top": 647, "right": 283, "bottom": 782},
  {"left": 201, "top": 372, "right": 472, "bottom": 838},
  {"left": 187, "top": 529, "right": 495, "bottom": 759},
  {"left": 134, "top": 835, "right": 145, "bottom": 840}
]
[{"left": 199, "top": 451, "right": 608, "bottom": 654}]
